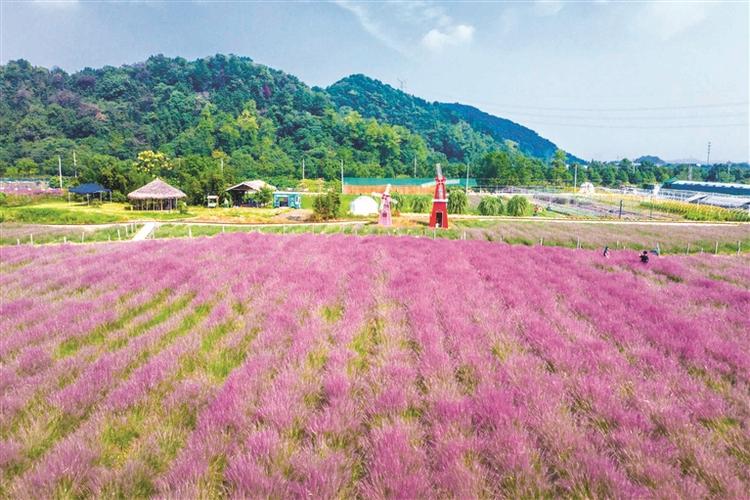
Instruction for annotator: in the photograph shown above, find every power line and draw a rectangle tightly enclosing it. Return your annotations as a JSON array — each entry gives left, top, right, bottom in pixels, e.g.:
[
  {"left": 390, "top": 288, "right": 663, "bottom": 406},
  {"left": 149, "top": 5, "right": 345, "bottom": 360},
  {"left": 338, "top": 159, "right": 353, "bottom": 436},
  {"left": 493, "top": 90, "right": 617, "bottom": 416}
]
[
  {"left": 499, "top": 111, "right": 748, "bottom": 121},
  {"left": 483, "top": 101, "right": 749, "bottom": 112},
  {"left": 432, "top": 92, "right": 748, "bottom": 113},
  {"left": 516, "top": 121, "right": 748, "bottom": 130}
]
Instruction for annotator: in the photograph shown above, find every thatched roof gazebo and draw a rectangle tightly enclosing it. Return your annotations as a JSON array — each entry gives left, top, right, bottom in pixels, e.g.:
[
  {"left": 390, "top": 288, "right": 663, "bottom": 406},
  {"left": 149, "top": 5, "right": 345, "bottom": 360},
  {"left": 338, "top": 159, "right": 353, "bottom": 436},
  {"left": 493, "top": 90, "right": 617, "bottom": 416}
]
[{"left": 127, "top": 178, "right": 186, "bottom": 211}]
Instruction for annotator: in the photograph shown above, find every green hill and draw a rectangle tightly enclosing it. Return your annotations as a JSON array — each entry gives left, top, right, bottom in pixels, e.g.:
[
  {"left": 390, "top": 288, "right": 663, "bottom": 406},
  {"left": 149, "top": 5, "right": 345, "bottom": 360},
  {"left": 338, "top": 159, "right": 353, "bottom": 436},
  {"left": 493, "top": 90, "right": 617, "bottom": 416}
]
[
  {"left": 1, "top": 55, "right": 577, "bottom": 184},
  {"left": 327, "top": 74, "right": 575, "bottom": 162}
]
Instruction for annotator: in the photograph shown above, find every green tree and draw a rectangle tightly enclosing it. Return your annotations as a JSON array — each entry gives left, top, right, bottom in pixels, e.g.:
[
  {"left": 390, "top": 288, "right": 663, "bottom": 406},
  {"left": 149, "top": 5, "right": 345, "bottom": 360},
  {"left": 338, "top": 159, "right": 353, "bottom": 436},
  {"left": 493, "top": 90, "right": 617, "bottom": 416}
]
[
  {"left": 252, "top": 186, "right": 274, "bottom": 207},
  {"left": 549, "top": 149, "right": 570, "bottom": 185},
  {"left": 448, "top": 188, "right": 467, "bottom": 214},
  {"left": 134, "top": 150, "right": 171, "bottom": 177},
  {"left": 15, "top": 158, "right": 39, "bottom": 176}
]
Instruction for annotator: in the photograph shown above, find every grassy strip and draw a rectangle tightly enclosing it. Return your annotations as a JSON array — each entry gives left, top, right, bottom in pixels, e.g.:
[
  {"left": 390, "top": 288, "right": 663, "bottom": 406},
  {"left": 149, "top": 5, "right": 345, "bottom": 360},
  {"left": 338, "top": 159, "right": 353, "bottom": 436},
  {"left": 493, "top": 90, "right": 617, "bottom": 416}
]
[
  {"left": 56, "top": 290, "right": 171, "bottom": 358},
  {"left": 95, "top": 306, "right": 262, "bottom": 497},
  {"left": 0, "top": 225, "right": 142, "bottom": 246},
  {"left": 640, "top": 201, "right": 750, "bottom": 222},
  {"left": 0, "top": 207, "right": 124, "bottom": 224},
  {"left": 4, "top": 300, "right": 212, "bottom": 491}
]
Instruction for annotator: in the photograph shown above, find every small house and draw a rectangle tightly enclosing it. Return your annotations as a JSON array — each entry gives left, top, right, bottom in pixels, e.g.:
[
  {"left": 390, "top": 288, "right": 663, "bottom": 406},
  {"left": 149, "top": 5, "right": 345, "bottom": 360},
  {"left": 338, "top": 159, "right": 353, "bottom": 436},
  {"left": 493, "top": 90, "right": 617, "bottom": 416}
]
[
  {"left": 273, "top": 191, "right": 302, "bottom": 209},
  {"left": 226, "top": 180, "right": 277, "bottom": 207}
]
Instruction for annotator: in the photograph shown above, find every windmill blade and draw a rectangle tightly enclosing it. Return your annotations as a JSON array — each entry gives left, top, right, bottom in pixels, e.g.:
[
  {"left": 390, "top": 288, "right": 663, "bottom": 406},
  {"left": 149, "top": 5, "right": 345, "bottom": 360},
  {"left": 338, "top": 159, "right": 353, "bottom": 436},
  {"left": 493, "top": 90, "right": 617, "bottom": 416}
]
[{"left": 384, "top": 184, "right": 391, "bottom": 195}]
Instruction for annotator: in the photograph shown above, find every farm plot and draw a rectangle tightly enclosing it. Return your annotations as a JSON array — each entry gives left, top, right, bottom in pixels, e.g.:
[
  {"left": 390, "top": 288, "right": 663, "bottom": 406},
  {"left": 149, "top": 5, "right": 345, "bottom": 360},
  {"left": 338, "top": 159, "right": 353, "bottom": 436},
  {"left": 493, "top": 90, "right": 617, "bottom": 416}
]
[{"left": 1, "top": 233, "right": 749, "bottom": 498}]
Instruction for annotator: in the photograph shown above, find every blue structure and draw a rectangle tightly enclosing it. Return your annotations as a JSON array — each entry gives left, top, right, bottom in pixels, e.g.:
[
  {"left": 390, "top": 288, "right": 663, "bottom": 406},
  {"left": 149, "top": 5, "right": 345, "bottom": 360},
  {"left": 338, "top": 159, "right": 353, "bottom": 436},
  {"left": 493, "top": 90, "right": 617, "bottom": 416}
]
[
  {"left": 273, "top": 191, "right": 302, "bottom": 209},
  {"left": 69, "top": 182, "right": 111, "bottom": 202},
  {"left": 69, "top": 183, "right": 111, "bottom": 196}
]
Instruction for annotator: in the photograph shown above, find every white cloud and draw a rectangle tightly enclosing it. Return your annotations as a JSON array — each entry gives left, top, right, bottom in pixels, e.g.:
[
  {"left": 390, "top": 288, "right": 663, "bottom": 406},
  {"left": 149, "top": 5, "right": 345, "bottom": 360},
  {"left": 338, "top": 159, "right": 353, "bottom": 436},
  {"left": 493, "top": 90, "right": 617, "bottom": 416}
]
[
  {"left": 421, "top": 24, "right": 475, "bottom": 52},
  {"left": 332, "top": 0, "right": 408, "bottom": 55},
  {"left": 333, "top": 1, "right": 474, "bottom": 56},
  {"left": 637, "top": 2, "right": 708, "bottom": 40}
]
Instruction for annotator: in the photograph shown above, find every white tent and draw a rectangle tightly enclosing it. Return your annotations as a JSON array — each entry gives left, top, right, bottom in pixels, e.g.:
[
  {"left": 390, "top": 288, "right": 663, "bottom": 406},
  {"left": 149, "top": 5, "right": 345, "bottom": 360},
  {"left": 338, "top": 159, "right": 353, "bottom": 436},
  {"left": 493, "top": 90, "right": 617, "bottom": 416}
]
[
  {"left": 579, "top": 182, "right": 595, "bottom": 195},
  {"left": 349, "top": 195, "right": 379, "bottom": 216}
]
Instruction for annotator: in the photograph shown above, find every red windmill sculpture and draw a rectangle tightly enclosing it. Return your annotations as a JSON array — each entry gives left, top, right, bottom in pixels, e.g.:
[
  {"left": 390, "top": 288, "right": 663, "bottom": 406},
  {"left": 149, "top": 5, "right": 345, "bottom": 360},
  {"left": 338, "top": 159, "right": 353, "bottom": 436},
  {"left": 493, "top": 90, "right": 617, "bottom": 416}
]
[{"left": 429, "top": 163, "right": 448, "bottom": 229}]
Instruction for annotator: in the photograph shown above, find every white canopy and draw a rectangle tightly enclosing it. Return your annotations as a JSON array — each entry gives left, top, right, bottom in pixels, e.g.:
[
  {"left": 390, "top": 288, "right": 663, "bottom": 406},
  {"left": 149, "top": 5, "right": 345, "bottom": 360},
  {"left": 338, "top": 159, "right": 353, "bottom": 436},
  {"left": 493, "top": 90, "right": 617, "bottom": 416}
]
[{"left": 349, "top": 195, "right": 379, "bottom": 216}]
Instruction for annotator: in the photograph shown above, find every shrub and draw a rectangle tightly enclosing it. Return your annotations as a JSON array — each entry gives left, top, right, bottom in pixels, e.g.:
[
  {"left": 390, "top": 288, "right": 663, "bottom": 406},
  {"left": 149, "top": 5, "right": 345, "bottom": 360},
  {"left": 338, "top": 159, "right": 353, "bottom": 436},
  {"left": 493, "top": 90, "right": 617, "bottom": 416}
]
[
  {"left": 506, "top": 195, "right": 532, "bottom": 216},
  {"left": 478, "top": 196, "right": 504, "bottom": 216},
  {"left": 177, "top": 201, "right": 188, "bottom": 215},
  {"left": 312, "top": 191, "right": 341, "bottom": 221},
  {"left": 391, "top": 191, "right": 404, "bottom": 215},
  {"left": 410, "top": 196, "right": 430, "bottom": 213},
  {"left": 448, "top": 189, "right": 467, "bottom": 214},
  {"left": 112, "top": 192, "right": 127, "bottom": 203}
]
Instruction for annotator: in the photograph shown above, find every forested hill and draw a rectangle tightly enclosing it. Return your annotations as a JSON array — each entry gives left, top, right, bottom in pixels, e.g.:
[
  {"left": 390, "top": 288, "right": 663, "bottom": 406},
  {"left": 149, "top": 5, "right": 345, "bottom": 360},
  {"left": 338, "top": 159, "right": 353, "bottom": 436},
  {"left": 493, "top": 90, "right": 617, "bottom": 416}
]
[
  {"left": 0, "top": 54, "right": 577, "bottom": 185},
  {"left": 327, "top": 74, "right": 573, "bottom": 162}
]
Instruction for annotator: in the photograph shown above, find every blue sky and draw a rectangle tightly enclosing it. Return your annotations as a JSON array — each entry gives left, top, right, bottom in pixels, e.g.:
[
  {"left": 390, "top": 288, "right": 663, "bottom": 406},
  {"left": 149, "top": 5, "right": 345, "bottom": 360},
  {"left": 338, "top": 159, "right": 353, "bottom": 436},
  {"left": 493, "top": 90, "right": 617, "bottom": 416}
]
[{"left": 1, "top": 0, "right": 748, "bottom": 162}]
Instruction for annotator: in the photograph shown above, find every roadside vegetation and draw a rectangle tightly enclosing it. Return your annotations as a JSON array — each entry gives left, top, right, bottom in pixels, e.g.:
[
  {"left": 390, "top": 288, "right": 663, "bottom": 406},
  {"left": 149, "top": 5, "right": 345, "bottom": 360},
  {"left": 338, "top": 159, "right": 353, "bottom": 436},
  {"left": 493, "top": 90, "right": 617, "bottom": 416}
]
[{"left": 640, "top": 200, "right": 750, "bottom": 222}]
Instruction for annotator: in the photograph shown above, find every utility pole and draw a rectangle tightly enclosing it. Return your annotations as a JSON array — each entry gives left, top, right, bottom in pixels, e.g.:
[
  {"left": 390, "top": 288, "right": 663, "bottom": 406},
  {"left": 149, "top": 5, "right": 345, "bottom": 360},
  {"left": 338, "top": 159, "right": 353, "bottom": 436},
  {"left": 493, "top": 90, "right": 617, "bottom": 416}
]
[
  {"left": 397, "top": 78, "right": 406, "bottom": 92},
  {"left": 573, "top": 164, "right": 578, "bottom": 192},
  {"left": 302, "top": 158, "right": 305, "bottom": 181},
  {"left": 57, "top": 155, "right": 63, "bottom": 189},
  {"left": 706, "top": 141, "right": 711, "bottom": 166},
  {"left": 465, "top": 163, "right": 470, "bottom": 194},
  {"left": 220, "top": 157, "right": 224, "bottom": 175},
  {"left": 73, "top": 151, "right": 77, "bottom": 178},
  {"left": 688, "top": 164, "right": 693, "bottom": 181},
  {"left": 340, "top": 159, "right": 344, "bottom": 193},
  {"left": 413, "top": 157, "right": 417, "bottom": 177}
]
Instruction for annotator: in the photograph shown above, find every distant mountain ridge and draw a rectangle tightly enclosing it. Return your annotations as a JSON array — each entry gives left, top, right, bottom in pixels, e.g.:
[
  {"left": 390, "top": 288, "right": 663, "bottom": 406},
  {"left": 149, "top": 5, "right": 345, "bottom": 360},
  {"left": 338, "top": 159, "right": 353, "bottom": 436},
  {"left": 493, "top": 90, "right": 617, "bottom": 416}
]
[
  {"left": 327, "top": 74, "right": 576, "bottom": 162},
  {"left": 635, "top": 155, "right": 666, "bottom": 165}
]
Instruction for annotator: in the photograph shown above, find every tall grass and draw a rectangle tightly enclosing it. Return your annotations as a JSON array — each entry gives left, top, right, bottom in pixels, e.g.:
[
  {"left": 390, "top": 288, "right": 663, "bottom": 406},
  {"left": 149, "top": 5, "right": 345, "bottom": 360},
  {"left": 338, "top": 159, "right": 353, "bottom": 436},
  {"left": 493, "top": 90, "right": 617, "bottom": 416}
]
[{"left": 640, "top": 200, "right": 750, "bottom": 222}]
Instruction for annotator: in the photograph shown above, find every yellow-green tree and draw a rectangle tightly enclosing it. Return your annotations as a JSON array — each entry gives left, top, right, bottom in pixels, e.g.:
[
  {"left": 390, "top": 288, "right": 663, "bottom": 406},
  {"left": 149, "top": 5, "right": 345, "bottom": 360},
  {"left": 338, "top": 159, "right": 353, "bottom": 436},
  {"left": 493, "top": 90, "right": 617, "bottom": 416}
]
[{"left": 134, "top": 150, "right": 171, "bottom": 177}]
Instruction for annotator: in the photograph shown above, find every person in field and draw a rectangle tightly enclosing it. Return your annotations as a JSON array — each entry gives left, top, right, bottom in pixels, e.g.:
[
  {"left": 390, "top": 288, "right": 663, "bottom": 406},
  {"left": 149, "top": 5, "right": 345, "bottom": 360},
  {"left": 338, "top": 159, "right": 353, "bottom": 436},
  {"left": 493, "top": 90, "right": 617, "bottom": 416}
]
[
  {"left": 603, "top": 246, "right": 610, "bottom": 258},
  {"left": 640, "top": 250, "right": 649, "bottom": 264}
]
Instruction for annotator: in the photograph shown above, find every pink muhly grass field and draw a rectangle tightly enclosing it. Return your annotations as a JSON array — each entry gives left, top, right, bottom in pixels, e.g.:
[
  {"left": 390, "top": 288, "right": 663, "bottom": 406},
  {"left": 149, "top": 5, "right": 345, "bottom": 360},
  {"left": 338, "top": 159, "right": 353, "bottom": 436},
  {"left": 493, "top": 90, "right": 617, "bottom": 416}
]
[{"left": 0, "top": 232, "right": 749, "bottom": 498}]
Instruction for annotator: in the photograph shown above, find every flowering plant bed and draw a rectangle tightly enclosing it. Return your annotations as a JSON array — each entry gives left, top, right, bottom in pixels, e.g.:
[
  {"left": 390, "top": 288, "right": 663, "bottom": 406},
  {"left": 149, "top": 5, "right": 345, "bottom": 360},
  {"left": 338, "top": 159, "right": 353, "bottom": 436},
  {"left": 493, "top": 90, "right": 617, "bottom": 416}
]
[{"left": 1, "top": 233, "right": 748, "bottom": 497}]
